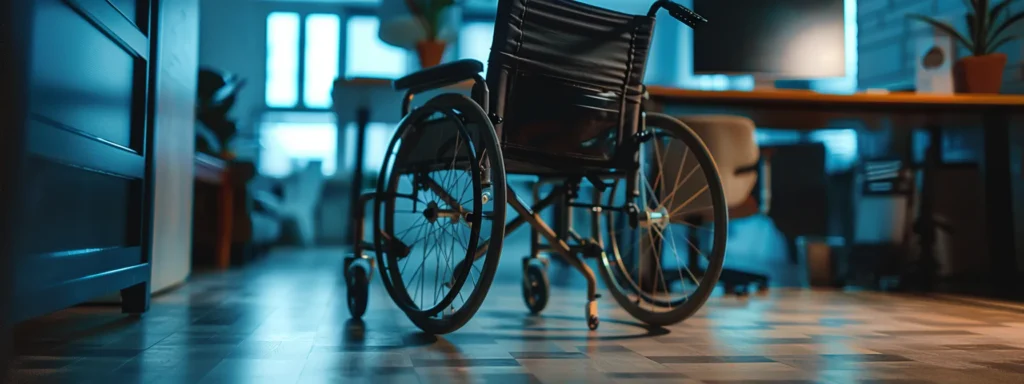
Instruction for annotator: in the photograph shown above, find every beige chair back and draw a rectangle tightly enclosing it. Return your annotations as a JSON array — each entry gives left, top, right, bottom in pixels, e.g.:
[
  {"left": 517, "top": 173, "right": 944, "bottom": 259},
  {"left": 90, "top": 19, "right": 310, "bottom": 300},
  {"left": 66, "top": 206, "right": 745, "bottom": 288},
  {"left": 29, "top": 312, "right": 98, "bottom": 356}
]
[{"left": 658, "top": 115, "right": 760, "bottom": 222}]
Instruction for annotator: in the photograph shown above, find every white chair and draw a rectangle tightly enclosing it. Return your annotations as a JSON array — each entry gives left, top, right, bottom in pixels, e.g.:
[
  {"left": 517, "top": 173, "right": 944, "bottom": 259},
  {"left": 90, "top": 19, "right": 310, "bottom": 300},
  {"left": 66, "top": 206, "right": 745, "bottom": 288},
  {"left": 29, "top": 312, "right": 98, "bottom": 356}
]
[{"left": 277, "top": 161, "right": 326, "bottom": 246}]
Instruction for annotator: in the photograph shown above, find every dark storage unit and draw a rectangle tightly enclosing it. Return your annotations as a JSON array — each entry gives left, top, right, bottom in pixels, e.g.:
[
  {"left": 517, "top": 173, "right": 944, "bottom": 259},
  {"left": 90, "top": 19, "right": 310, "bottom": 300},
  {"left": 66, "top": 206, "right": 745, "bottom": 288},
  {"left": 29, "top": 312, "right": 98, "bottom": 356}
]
[{"left": 9, "top": 0, "right": 157, "bottom": 323}]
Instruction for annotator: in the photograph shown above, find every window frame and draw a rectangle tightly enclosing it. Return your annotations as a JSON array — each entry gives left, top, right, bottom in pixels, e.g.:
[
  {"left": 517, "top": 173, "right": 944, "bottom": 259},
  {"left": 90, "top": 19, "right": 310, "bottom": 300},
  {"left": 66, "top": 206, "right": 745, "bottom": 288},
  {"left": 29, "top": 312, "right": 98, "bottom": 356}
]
[
  {"left": 263, "top": 5, "right": 499, "bottom": 112},
  {"left": 257, "top": 6, "right": 501, "bottom": 179},
  {"left": 261, "top": 6, "right": 376, "bottom": 112},
  {"left": 263, "top": 10, "right": 333, "bottom": 112}
]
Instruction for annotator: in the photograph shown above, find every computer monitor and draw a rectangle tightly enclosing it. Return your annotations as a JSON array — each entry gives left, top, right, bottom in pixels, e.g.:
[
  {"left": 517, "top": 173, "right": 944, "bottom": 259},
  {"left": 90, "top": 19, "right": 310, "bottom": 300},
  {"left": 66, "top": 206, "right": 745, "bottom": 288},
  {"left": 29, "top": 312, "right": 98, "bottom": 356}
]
[{"left": 692, "top": 0, "right": 847, "bottom": 89}]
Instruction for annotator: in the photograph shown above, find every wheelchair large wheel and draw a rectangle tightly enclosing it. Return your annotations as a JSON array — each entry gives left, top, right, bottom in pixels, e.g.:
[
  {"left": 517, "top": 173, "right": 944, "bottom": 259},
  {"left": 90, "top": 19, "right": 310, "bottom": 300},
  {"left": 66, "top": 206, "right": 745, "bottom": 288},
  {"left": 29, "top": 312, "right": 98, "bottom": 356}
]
[
  {"left": 597, "top": 112, "right": 728, "bottom": 327},
  {"left": 373, "top": 93, "right": 507, "bottom": 334}
]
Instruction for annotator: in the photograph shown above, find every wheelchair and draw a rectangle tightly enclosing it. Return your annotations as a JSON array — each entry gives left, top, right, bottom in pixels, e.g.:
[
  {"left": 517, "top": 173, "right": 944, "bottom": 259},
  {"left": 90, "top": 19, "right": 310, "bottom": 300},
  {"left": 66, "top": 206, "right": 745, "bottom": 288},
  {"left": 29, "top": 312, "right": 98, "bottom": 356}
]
[{"left": 344, "top": 0, "right": 729, "bottom": 334}]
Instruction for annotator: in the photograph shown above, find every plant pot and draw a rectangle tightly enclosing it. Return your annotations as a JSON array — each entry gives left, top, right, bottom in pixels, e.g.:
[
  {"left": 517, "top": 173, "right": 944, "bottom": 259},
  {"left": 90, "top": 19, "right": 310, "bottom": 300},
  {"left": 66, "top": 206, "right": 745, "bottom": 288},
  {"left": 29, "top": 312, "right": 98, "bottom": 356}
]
[
  {"left": 415, "top": 40, "right": 447, "bottom": 69},
  {"left": 953, "top": 53, "right": 1008, "bottom": 94}
]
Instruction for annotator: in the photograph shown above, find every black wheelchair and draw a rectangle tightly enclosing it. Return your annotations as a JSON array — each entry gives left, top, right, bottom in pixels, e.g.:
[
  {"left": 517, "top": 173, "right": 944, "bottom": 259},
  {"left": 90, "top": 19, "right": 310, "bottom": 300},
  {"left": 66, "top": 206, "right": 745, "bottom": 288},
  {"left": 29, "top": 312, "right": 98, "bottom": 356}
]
[{"left": 344, "top": 0, "right": 729, "bottom": 334}]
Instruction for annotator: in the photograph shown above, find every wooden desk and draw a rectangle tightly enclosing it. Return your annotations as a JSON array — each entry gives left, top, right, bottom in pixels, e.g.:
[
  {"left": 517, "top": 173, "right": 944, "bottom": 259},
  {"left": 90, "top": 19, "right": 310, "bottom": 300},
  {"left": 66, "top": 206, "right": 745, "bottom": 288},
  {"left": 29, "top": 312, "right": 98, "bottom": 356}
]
[
  {"left": 194, "top": 153, "right": 234, "bottom": 269},
  {"left": 648, "top": 87, "right": 1024, "bottom": 294},
  {"left": 647, "top": 87, "right": 1024, "bottom": 129}
]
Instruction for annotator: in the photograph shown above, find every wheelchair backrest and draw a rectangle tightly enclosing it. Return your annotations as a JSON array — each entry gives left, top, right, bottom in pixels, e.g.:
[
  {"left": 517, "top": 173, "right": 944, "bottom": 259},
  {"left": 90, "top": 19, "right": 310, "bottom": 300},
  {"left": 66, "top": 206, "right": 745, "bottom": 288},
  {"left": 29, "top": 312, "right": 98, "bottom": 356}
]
[{"left": 486, "top": 0, "right": 656, "bottom": 166}]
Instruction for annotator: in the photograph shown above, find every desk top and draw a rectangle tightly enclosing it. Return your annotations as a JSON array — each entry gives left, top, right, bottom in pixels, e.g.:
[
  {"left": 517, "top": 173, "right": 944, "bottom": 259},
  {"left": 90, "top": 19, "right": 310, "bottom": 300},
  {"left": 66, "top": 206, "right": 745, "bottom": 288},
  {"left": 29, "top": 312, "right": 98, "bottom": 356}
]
[
  {"left": 334, "top": 77, "right": 1024, "bottom": 111},
  {"left": 646, "top": 86, "right": 1024, "bottom": 109}
]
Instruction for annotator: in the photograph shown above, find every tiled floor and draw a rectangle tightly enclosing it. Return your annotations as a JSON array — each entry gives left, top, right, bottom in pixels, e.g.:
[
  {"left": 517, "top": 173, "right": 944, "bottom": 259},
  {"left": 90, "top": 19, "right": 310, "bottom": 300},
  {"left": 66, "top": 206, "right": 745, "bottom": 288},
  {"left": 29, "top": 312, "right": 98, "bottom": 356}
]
[{"left": 8, "top": 248, "right": 1024, "bottom": 384}]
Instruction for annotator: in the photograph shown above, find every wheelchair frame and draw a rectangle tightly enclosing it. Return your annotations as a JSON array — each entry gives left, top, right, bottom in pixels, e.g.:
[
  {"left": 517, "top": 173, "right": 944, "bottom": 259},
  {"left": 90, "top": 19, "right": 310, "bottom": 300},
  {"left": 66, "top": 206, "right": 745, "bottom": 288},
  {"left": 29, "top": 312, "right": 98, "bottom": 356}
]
[
  {"left": 344, "top": 0, "right": 724, "bottom": 333},
  {"left": 348, "top": 72, "right": 630, "bottom": 324}
]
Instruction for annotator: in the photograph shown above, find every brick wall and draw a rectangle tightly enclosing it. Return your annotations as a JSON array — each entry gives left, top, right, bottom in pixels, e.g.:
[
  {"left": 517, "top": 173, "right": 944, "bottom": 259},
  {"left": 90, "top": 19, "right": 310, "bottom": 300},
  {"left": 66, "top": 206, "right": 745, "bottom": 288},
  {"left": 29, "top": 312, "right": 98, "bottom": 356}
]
[{"left": 858, "top": 0, "right": 1024, "bottom": 92}]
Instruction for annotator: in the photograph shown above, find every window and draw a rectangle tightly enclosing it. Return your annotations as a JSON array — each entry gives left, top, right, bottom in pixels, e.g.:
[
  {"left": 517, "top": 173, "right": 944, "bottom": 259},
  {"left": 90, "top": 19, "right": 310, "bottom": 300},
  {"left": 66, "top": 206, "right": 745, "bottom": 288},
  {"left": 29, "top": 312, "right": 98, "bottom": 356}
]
[
  {"left": 265, "top": 12, "right": 344, "bottom": 109},
  {"left": 344, "top": 16, "right": 409, "bottom": 79},
  {"left": 259, "top": 120, "right": 338, "bottom": 178},
  {"left": 458, "top": 21, "right": 494, "bottom": 74},
  {"left": 303, "top": 14, "right": 341, "bottom": 109},
  {"left": 259, "top": 122, "right": 337, "bottom": 177},
  {"left": 265, "top": 12, "right": 301, "bottom": 108}
]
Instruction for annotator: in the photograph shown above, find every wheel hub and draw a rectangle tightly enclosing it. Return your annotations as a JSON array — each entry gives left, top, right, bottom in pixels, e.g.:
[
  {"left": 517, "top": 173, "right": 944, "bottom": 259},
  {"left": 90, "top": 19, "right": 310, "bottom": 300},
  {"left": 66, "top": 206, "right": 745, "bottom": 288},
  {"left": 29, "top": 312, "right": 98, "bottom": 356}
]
[
  {"left": 423, "top": 202, "right": 440, "bottom": 223},
  {"left": 638, "top": 206, "right": 671, "bottom": 229},
  {"left": 423, "top": 201, "right": 460, "bottom": 224}
]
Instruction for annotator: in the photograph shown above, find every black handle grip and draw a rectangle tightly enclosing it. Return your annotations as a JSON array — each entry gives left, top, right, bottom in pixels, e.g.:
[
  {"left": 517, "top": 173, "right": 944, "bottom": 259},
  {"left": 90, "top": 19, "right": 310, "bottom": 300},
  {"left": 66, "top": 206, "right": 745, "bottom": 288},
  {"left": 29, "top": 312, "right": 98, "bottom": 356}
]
[{"left": 661, "top": 1, "right": 707, "bottom": 29}]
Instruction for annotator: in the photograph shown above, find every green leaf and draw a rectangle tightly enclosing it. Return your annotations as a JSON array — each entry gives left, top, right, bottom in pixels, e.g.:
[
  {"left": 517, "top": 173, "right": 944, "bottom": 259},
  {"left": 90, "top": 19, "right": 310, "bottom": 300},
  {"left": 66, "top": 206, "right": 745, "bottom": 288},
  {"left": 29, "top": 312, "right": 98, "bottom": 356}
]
[
  {"left": 991, "top": 11, "right": 1024, "bottom": 40},
  {"left": 990, "top": 0, "right": 1020, "bottom": 19},
  {"left": 988, "top": 34, "right": 1022, "bottom": 52},
  {"left": 967, "top": 13, "right": 980, "bottom": 52},
  {"left": 908, "top": 14, "right": 975, "bottom": 52},
  {"left": 978, "top": 0, "right": 991, "bottom": 49},
  {"left": 989, "top": 0, "right": 1019, "bottom": 45}
]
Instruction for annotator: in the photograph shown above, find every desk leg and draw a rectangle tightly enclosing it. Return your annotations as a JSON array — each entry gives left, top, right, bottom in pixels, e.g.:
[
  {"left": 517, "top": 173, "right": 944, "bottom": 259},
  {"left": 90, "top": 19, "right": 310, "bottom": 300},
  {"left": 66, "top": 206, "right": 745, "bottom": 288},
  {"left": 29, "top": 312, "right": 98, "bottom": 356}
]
[
  {"left": 349, "top": 107, "right": 370, "bottom": 245},
  {"left": 983, "top": 113, "right": 1017, "bottom": 295},
  {"left": 907, "top": 126, "right": 942, "bottom": 291}
]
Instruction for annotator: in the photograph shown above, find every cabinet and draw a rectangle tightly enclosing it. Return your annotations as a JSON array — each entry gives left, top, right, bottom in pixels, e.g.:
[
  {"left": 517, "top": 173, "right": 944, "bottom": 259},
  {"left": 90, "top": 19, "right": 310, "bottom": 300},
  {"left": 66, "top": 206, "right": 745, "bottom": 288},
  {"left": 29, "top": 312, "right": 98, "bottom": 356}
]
[{"left": 10, "top": 0, "right": 156, "bottom": 322}]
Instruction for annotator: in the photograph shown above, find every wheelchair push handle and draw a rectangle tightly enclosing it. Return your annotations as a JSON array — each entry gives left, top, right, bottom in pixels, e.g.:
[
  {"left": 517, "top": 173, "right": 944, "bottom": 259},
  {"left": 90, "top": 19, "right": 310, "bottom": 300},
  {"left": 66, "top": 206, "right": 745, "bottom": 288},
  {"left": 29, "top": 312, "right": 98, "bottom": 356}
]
[{"left": 647, "top": 0, "right": 707, "bottom": 29}]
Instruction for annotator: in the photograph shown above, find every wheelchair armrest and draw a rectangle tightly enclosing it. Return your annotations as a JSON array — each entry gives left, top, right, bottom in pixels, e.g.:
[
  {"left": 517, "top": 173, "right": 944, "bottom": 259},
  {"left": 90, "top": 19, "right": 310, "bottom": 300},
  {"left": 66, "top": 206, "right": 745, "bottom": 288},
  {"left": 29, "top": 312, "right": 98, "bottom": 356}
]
[{"left": 393, "top": 59, "right": 484, "bottom": 92}]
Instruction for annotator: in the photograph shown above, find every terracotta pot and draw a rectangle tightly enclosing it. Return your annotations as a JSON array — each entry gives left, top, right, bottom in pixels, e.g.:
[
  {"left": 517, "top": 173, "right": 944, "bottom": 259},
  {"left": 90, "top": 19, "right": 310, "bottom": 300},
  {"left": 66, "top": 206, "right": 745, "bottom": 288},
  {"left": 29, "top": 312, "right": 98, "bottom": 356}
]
[
  {"left": 415, "top": 40, "right": 447, "bottom": 69},
  {"left": 953, "top": 53, "right": 1008, "bottom": 94}
]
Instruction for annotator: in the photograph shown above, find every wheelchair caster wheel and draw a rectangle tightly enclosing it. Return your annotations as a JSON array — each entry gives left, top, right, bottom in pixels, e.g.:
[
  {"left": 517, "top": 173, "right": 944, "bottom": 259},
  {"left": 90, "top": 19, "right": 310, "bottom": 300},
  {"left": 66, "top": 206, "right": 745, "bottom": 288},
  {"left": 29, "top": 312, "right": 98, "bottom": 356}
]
[
  {"left": 522, "top": 259, "right": 549, "bottom": 314},
  {"left": 346, "top": 257, "right": 371, "bottom": 319},
  {"left": 585, "top": 300, "right": 599, "bottom": 331}
]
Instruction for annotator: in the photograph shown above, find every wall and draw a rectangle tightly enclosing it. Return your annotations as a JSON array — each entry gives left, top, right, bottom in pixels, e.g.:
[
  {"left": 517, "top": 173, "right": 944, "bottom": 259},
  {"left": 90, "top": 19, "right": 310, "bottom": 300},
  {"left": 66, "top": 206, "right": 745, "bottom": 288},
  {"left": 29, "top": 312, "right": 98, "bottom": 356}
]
[
  {"left": 858, "top": 0, "right": 1024, "bottom": 91},
  {"left": 150, "top": 0, "right": 201, "bottom": 293},
  {"left": 199, "top": 0, "right": 269, "bottom": 138}
]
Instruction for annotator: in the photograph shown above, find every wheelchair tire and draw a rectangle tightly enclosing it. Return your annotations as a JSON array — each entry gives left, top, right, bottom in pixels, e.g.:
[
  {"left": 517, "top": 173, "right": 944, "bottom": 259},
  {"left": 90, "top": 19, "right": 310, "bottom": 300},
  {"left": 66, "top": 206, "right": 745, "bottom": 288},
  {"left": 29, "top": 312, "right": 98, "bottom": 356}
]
[
  {"left": 522, "top": 261, "right": 549, "bottom": 314},
  {"left": 347, "top": 264, "right": 370, "bottom": 319},
  {"left": 596, "top": 112, "right": 729, "bottom": 327},
  {"left": 373, "top": 93, "right": 507, "bottom": 335}
]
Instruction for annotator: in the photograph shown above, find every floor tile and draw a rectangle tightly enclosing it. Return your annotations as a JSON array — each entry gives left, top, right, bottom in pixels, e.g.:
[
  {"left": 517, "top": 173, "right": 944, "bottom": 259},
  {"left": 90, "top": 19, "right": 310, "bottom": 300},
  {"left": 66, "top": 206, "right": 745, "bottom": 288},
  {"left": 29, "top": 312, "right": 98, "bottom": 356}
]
[{"left": 10, "top": 248, "right": 1024, "bottom": 383}]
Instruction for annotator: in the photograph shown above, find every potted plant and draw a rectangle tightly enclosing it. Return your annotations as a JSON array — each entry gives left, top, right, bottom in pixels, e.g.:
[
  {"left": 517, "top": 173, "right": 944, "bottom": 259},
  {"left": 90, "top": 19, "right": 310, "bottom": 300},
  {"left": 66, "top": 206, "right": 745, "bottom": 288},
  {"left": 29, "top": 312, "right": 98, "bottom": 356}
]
[
  {"left": 403, "top": 0, "right": 459, "bottom": 68},
  {"left": 910, "top": 0, "right": 1024, "bottom": 93}
]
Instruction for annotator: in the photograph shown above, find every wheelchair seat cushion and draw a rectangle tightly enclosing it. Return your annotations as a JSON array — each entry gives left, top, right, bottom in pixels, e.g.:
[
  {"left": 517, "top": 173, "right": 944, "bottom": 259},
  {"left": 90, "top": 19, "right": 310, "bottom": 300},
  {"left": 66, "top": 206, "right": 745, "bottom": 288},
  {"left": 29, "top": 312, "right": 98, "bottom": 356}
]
[{"left": 393, "top": 59, "right": 484, "bottom": 91}]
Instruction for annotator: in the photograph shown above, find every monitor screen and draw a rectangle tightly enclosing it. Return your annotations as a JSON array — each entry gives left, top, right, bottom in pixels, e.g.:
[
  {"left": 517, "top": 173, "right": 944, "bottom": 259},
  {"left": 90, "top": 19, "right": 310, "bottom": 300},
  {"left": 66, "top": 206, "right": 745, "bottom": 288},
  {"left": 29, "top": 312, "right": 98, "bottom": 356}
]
[{"left": 692, "top": 0, "right": 847, "bottom": 78}]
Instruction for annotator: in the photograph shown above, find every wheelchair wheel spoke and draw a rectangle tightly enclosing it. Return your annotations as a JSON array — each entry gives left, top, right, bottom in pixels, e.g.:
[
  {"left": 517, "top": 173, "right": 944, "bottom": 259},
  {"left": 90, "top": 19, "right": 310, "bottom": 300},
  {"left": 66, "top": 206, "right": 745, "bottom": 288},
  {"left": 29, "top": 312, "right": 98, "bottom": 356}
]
[
  {"left": 374, "top": 93, "right": 506, "bottom": 334},
  {"left": 599, "top": 113, "right": 728, "bottom": 327}
]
